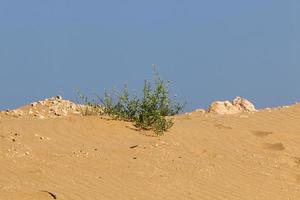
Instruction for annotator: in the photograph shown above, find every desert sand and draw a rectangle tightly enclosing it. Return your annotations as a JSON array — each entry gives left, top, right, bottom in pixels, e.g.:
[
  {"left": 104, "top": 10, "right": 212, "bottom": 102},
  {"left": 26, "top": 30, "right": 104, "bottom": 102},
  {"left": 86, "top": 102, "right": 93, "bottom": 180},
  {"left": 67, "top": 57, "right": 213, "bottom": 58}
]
[{"left": 1, "top": 98, "right": 300, "bottom": 200}]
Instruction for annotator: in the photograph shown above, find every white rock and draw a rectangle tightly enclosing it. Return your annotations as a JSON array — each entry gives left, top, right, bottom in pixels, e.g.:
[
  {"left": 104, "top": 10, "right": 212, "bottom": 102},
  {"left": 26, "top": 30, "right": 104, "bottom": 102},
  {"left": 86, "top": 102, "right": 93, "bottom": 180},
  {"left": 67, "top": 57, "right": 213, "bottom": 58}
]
[
  {"left": 31, "top": 102, "right": 38, "bottom": 107},
  {"left": 9, "top": 109, "right": 24, "bottom": 117},
  {"left": 208, "top": 97, "right": 256, "bottom": 114},
  {"left": 232, "top": 96, "right": 256, "bottom": 112},
  {"left": 208, "top": 101, "right": 240, "bottom": 114}
]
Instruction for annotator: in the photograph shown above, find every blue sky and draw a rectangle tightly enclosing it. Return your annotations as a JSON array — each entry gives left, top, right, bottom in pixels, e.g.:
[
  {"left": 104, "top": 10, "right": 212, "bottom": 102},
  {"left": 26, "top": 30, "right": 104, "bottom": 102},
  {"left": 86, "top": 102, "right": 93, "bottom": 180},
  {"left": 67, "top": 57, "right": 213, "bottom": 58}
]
[{"left": 0, "top": 0, "right": 299, "bottom": 111}]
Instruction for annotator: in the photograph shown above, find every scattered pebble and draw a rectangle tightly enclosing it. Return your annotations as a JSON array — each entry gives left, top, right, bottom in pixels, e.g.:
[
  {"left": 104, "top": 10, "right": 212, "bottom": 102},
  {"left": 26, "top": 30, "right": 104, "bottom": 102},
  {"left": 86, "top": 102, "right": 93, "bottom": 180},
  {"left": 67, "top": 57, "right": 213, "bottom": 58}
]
[{"left": 1, "top": 96, "right": 84, "bottom": 119}]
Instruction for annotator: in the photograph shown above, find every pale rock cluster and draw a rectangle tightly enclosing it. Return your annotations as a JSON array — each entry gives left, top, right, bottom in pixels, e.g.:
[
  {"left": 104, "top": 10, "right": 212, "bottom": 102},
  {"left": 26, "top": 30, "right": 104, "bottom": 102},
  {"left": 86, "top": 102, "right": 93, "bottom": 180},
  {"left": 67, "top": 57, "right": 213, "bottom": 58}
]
[
  {"left": 208, "top": 96, "right": 257, "bottom": 114},
  {"left": 4, "top": 109, "right": 24, "bottom": 117},
  {"left": 2, "top": 96, "right": 84, "bottom": 119},
  {"left": 28, "top": 96, "right": 84, "bottom": 118}
]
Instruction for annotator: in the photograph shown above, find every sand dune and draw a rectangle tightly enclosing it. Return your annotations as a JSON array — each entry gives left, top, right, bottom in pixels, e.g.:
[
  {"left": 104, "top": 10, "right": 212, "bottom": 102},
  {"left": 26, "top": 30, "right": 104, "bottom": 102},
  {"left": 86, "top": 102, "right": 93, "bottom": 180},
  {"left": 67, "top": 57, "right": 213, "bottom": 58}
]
[{"left": 1, "top": 100, "right": 300, "bottom": 200}]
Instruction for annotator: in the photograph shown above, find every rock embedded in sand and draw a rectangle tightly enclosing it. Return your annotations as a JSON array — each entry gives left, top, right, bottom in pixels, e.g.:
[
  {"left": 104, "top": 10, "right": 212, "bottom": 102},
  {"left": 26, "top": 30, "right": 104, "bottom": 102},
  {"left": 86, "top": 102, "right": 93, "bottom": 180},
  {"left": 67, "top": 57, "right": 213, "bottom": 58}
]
[
  {"left": 30, "top": 96, "right": 83, "bottom": 118},
  {"left": 208, "top": 96, "right": 256, "bottom": 114},
  {"left": 31, "top": 102, "right": 37, "bottom": 107},
  {"left": 208, "top": 101, "right": 240, "bottom": 114},
  {"left": 232, "top": 96, "right": 256, "bottom": 112},
  {"left": 5, "top": 109, "right": 24, "bottom": 118},
  {"left": 195, "top": 109, "right": 206, "bottom": 113},
  {"left": 3, "top": 96, "right": 84, "bottom": 119}
]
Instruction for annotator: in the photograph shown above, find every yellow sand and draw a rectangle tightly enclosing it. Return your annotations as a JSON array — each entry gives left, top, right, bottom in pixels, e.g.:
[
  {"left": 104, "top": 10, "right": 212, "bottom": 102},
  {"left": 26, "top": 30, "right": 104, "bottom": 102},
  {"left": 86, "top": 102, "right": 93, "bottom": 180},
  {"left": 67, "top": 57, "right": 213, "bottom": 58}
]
[{"left": 1, "top": 104, "right": 300, "bottom": 199}]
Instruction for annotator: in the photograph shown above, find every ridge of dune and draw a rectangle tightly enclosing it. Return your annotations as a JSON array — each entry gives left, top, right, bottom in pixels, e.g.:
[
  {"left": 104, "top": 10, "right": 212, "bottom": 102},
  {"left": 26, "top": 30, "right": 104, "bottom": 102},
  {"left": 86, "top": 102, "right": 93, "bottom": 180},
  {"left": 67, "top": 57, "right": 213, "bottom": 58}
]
[
  {"left": 1, "top": 96, "right": 298, "bottom": 119},
  {"left": 1, "top": 97, "right": 300, "bottom": 199}
]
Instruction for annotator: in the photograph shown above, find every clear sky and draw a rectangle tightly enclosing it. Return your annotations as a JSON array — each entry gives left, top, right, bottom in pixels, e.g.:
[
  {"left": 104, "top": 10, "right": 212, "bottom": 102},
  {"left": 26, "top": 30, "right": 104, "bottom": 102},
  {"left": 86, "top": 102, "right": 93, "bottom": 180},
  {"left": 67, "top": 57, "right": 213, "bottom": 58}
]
[{"left": 0, "top": 0, "right": 299, "bottom": 111}]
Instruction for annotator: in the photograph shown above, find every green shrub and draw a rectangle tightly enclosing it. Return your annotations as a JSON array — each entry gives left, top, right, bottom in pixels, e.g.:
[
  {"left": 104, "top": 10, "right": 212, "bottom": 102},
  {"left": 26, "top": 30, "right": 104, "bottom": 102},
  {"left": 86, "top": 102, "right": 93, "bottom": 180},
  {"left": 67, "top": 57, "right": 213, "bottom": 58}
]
[
  {"left": 77, "top": 91, "right": 103, "bottom": 116},
  {"left": 79, "top": 68, "right": 184, "bottom": 135}
]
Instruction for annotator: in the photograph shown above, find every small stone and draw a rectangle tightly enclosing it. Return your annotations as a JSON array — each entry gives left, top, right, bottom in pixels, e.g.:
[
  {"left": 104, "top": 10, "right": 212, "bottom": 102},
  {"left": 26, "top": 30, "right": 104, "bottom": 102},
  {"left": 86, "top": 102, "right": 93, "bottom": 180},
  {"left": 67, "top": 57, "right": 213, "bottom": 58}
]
[
  {"left": 10, "top": 109, "right": 23, "bottom": 117},
  {"left": 54, "top": 111, "right": 61, "bottom": 116},
  {"left": 31, "top": 102, "right": 38, "bottom": 107},
  {"left": 281, "top": 106, "right": 290, "bottom": 109},
  {"left": 71, "top": 105, "right": 77, "bottom": 110},
  {"left": 195, "top": 109, "right": 206, "bottom": 113}
]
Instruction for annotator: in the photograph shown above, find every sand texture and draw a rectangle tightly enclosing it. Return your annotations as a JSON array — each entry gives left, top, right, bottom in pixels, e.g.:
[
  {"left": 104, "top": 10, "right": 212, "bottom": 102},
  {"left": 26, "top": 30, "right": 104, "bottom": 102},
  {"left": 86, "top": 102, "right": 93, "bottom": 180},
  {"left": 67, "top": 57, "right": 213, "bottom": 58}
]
[{"left": 1, "top": 101, "right": 300, "bottom": 199}]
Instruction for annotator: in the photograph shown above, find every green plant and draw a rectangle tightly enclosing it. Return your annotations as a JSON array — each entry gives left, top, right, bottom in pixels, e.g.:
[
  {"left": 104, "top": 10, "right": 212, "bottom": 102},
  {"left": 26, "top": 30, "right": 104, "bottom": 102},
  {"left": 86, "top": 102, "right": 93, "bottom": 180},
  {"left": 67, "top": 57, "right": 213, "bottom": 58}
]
[
  {"left": 79, "top": 67, "right": 184, "bottom": 135},
  {"left": 77, "top": 90, "right": 103, "bottom": 116}
]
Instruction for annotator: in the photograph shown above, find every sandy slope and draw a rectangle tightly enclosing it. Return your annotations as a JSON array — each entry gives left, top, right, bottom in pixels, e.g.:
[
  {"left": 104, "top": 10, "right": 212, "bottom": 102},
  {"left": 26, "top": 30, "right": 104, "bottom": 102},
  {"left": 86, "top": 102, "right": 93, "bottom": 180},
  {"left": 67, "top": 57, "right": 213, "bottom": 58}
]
[{"left": 1, "top": 103, "right": 300, "bottom": 200}]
